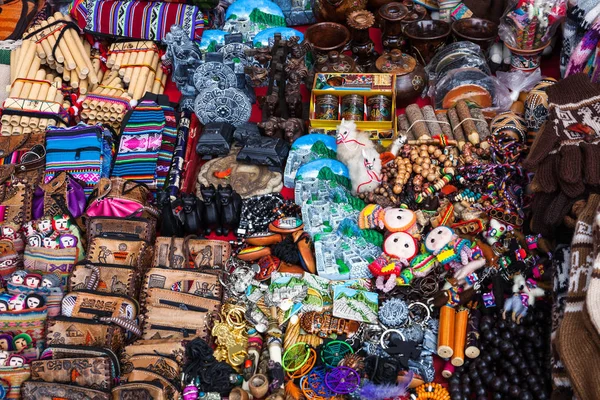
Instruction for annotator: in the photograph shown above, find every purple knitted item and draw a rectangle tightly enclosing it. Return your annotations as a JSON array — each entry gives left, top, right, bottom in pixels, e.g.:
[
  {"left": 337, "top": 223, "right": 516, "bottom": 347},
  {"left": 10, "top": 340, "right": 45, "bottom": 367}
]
[{"left": 566, "top": 17, "right": 600, "bottom": 77}]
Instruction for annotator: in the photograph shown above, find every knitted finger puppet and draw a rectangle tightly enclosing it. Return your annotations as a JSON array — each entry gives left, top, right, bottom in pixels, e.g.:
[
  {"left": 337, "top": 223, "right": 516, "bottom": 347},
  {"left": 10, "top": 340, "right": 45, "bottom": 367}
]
[
  {"left": 8, "top": 294, "right": 26, "bottom": 311},
  {"left": 368, "top": 232, "right": 418, "bottom": 292},
  {"left": 0, "top": 225, "right": 17, "bottom": 240},
  {"left": 9, "top": 270, "right": 27, "bottom": 285},
  {"left": 41, "top": 274, "right": 61, "bottom": 288},
  {"left": 484, "top": 218, "right": 508, "bottom": 246},
  {"left": 360, "top": 206, "right": 420, "bottom": 289},
  {"left": 52, "top": 214, "right": 85, "bottom": 254},
  {"left": 359, "top": 205, "right": 419, "bottom": 235},
  {"left": 424, "top": 226, "right": 473, "bottom": 270},
  {"left": 36, "top": 217, "right": 53, "bottom": 236},
  {"left": 502, "top": 274, "right": 545, "bottom": 323}
]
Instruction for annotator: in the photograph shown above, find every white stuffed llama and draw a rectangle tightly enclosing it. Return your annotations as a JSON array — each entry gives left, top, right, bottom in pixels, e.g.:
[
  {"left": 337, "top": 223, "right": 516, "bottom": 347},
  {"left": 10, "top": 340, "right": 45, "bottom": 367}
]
[{"left": 336, "top": 119, "right": 382, "bottom": 194}]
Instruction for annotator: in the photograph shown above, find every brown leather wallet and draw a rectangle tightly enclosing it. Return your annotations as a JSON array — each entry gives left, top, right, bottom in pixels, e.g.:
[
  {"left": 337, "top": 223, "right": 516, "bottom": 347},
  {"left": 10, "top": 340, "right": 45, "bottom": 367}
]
[
  {"left": 153, "top": 236, "right": 231, "bottom": 269},
  {"left": 22, "top": 381, "right": 110, "bottom": 400},
  {"left": 69, "top": 263, "right": 139, "bottom": 298},
  {"left": 86, "top": 217, "right": 156, "bottom": 242},
  {"left": 47, "top": 316, "right": 125, "bottom": 352},
  {"left": 31, "top": 357, "right": 112, "bottom": 391},
  {"left": 121, "top": 354, "right": 180, "bottom": 382},
  {"left": 141, "top": 267, "right": 222, "bottom": 306}
]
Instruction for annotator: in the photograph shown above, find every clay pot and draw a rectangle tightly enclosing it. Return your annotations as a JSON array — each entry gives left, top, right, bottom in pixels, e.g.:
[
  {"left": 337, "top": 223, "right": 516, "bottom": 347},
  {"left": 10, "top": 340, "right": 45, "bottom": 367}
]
[
  {"left": 505, "top": 41, "right": 551, "bottom": 73},
  {"left": 315, "top": 51, "right": 357, "bottom": 73},
  {"left": 229, "top": 388, "right": 250, "bottom": 400},
  {"left": 314, "top": 0, "right": 368, "bottom": 24},
  {"left": 404, "top": 19, "right": 451, "bottom": 64},
  {"left": 375, "top": 49, "right": 427, "bottom": 107},
  {"left": 305, "top": 22, "right": 351, "bottom": 64},
  {"left": 249, "top": 374, "right": 269, "bottom": 398},
  {"left": 379, "top": 2, "right": 409, "bottom": 52},
  {"left": 399, "top": 0, "right": 428, "bottom": 30},
  {"left": 451, "top": 18, "right": 498, "bottom": 52}
]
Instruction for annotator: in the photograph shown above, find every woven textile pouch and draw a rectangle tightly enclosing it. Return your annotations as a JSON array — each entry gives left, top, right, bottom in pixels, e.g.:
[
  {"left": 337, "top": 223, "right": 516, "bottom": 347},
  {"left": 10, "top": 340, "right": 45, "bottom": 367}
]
[{"left": 70, "top": 0, "right": 204, "bottom": 41}]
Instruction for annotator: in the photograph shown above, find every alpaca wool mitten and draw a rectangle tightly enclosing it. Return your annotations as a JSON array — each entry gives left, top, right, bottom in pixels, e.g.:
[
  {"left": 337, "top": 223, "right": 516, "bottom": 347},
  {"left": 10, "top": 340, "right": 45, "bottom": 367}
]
[
  {"left": 530, "top": 191, "right": 579, "bottom": 237},
  {"left": 557, "top": 194, "right": 600, "bottom": 400},
  {"left": 524, "top": 73, "right": 600, "bottom": 198}
]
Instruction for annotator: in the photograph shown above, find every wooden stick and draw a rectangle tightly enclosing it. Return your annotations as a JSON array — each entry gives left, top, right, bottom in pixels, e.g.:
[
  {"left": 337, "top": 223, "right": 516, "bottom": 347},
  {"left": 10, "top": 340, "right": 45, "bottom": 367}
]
[
  {"left": 80, "top": 78, "right": 88, "bottom": 95},
  {"left": 451, "top": 309, "right": 469, "bottom": 367},
  {"left": 465, "top": 309, "right": 481, "bottom": 359},
  {"left": 28, "top": 74, "right": 52, "bottom": 128},
  {"left": 106, "top": 43, "right": 116, "bottom": 68},
  {"left": 63, "top": 67, "right": 70, "bottom": 83},
  {"left": 1, "top": 124, "right": 12, "bottom": 136},
  {"left": 144, "top": 52, "right": 160, "bottom": 94},
  {"left": 119, "top": 50, "right": 132, "bottom": 77},
  {"left": 9, "top": 41, "right": 37, "bottom": 97},
  {"left": 71, "top": 69, "right": 80, "bottom": 89},
  {"left": 132, "top": 48, "right": 156, "bottom": 100},
  {"left": 63, "top": 14, "right": 98, "bottom": 83},
  {"left": 125, "top": 49, "right": 145, "bottom": 86},
  {"left": 29, "top": 24, "right": 46, "bottom": 59},
  {"left": 8, "top": 58, "right": 41, "bottom": 127},
  {"left": 437, "top": 306, "right": 456, "bottom": 359},
  {"left": 39, "top": 21, "right": 55, "bottom": 63},
  {"left": 51, "top": 15, "right": 76, "bottom": 71},
  {"left": 46, "top": 16, "right": 66, "bottom": 65},
  {"left": 13, "top": 39, "right": 30, "bottom": 78},
  {"left": 10, "top": 45, "right": 18, "bottom": 84},
  {"left": 152, "top": 66, "right": 164, "bottom": 94},
  {"left": 159, "top": 68, "right": 167, "bottom": 94},
  {"left": 113, "top": 51, "right": 124, "bottom": 71},
  {"left": 20, "top": 69, "right": 48, "bottom": 127}
]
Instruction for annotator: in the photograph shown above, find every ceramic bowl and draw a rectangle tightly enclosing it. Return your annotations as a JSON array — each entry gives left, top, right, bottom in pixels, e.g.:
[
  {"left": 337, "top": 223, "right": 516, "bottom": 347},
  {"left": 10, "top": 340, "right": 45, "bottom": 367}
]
[
  {"left": 305, "top": 22, "right": 351, "bottom": 63},
  {"left": 451, "top": 18, "right": 498, "bottom": 52},
  {"left": 404, "top": 19, "right": 451, "bottom": 64}
]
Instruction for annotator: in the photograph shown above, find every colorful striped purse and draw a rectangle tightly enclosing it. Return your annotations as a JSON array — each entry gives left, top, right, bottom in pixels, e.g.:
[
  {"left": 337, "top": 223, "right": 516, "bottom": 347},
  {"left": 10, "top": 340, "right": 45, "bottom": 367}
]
[
  {"left": 44, "top": 123, "right": 114, "bottom": 196},
  {"left": 111, "top": 98, "right": 177, "bottom": 195}
]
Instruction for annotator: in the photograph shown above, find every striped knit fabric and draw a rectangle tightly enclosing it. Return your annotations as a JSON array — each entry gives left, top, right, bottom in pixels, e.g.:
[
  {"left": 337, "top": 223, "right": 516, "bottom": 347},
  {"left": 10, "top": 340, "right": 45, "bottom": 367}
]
[
  {"left": 44, "top": 124, "right": 111, "bottom": 195},
  {"left": 156, "top": 104, "right": 178, "bottom": 191},
  {"left": 23, "top": 247, "right": 80, "bottom": 288},
  {"left": 557, "top": 194, "right": 600, "bottom": 400},
  {"left": 550, "top": 246, "right": 573, "bottom": 398},
  {"left": 0, "top": 306, "right": 48, "bottom": 343},
  {"left": 566, "top": 16, "right": 600, "bottom": 79},
  {"left": 0, "top": 365, "right": 31, "bottom": 400},
  {"left": 112, "top": 100, "right": 166, "bottom": 190}
]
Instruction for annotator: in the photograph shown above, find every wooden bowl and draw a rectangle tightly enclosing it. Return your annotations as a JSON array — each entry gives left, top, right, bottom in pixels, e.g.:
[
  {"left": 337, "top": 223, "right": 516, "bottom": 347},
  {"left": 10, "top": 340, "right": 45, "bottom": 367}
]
[
  {"left": 404, "top": 20, "right": 451, "bottom": 64},
  {"left": 452, "top": 18, "right": 498, "bottom": 52}
]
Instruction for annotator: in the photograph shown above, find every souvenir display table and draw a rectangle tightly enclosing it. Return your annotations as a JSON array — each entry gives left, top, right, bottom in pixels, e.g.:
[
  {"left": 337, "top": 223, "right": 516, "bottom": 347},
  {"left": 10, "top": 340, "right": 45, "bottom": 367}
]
[{"left": 1, "top": 0, "right": 600, "bottom": 400}]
